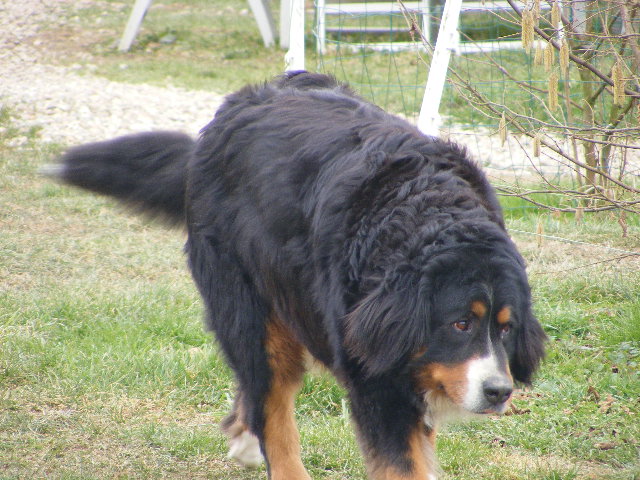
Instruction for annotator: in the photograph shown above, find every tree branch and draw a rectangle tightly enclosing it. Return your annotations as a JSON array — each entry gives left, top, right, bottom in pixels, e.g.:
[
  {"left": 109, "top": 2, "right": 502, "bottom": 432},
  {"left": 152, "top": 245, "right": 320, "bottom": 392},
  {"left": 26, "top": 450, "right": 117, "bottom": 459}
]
[{"left": 505, "top": 0, "right": 640, "bottom": 98}]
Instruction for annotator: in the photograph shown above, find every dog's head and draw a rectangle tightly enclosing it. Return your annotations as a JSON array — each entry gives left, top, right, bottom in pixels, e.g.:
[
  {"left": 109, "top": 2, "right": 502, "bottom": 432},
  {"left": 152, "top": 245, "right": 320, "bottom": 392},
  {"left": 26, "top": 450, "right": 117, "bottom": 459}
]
[{"left": 344, "top": 243, "right": 546, "bottom": 418}]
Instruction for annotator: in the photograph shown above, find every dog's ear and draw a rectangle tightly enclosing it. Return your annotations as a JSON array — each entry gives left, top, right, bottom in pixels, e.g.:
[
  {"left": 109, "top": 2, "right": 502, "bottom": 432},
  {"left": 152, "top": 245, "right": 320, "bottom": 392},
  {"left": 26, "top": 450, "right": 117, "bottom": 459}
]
[
  {"left": 510, "top": 310, "right": 546, "bottom": 384},
  {"left": 344, "top": 285, "right": 427, "bottom": 377}
]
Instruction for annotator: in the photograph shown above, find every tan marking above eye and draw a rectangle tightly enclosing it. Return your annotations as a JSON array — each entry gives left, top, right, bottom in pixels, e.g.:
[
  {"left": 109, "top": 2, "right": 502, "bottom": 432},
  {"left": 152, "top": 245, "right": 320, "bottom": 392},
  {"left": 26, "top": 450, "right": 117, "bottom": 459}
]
[
  {"left": 471, "top": 300, "right": 487, "bottom": 319},
  {"left": 497, "top": 306, "right": 512, "bottom": 325},
  {"left": 412, "top": 347, "right": 428, "bottom": 360}
]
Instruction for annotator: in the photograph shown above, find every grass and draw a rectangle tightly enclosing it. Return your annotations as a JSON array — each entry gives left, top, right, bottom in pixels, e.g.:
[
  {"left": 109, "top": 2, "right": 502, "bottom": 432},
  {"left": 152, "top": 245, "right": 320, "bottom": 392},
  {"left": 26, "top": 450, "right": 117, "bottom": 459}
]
[{"left": 3, "top": 2, "right": 640, "bottom": 478}]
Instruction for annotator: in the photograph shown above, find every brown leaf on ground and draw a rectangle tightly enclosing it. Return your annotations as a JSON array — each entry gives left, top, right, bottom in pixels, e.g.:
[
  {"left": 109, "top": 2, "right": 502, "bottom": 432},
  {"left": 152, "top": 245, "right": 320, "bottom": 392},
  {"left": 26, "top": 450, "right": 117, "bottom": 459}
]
[
  {"left": 595, "top": 442, "right": 617, "bottom": 451},
  {"left": 599, "top": 394, "right": 615, "bottom": 414},
  {"left": 587, "top": 385, "right": 601, "bottom": 402},
  {"left": 491, "top": 436, "right": 507, "bottom": 447},
  {"left": 505, "top": 403, "right": 531, "bottom": 415}
]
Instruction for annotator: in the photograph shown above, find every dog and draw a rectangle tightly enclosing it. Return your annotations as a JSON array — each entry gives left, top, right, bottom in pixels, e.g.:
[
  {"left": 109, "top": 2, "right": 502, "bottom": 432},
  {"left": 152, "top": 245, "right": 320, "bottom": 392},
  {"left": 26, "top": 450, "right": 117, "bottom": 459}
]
[{"left": 49, "top": 71, "right": 546, "bottom": 479}]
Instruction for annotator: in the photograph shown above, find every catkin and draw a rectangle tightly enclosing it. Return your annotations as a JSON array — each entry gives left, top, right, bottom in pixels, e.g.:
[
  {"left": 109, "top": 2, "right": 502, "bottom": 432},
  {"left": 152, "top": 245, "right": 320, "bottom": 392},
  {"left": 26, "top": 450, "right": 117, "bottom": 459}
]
[
  {"left": 533, "top": 131, "right": 541, "bottom": 158},
  {"left": 499, "top": 112, "right": 507, "bottom": 146},
  {"left": 612, "top": 60, "right": 625, "bottom": 106},
  {"left": 533, "top": 0, "right": 541, "bottom": 24},
  {"left": 522, "top": 9, "right": 534, "bottom": 53},
  {"left": 548, "top": 71, "right": 559, "bottom": 111},
  {"left": 534, "top": 40, "right": 544, "bottom": 66},
  {"left": 560, "top": 39, "right": 569, "bottom": 74},
  {"left": 536, "top": 219, "right": 544, "bottom": 248},
  {"left": 551, "top": 0, "right": 561, "bottom": 28},
  {"left": 544, "top": 40, "right": 554, "bottom": 72}
]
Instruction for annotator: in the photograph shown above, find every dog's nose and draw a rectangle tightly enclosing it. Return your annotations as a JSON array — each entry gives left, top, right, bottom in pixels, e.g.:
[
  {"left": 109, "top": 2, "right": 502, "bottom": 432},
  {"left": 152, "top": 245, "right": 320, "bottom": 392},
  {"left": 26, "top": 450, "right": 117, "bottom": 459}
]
[{"left": 482, "top": 376, "right": 513, "bottom": 405}]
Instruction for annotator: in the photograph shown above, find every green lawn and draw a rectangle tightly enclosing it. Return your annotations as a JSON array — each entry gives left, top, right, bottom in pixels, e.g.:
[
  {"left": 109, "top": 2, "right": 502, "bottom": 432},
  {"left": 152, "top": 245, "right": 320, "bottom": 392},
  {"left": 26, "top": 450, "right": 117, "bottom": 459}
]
[
  {"left": 2, "top": 108, "right": 639, "bottom": 480},
  {"left": 2, "top": 1, "right": 639, "bottom": 478}
]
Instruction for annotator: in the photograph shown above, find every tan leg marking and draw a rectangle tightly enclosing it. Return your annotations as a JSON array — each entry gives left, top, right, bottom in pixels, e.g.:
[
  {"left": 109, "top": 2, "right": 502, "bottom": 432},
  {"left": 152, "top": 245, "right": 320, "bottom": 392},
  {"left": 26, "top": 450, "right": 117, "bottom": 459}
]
[
  {"left": 426, "top": 426, "right": 437, "bottom": 451},
  {"left": 263, "top": 315, "right": 311, "bottom": 480},
  {"left": 368, "top": 426, "right": 435, "bottom": 479}
]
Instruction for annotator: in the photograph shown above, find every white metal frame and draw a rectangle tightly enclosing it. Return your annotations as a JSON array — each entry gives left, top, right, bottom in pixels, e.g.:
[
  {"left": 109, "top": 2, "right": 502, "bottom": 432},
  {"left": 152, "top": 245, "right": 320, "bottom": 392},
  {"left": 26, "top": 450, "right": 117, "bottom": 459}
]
[
  {"left": 118, "top": 0, "right": 153, "bottom": 52},
  {"left": 247, "top": 0, "right": 277, "bottom": 47},
  {"left": 454, "top": 1, "right": 551, "bottom": 54},
  {"left": 284, "top": 0, "right": 306, "bottom": 70},
  {"left": 118, "top": 0, "right": 290, "bottom": 51},
  {"left": 316, "top": 0, "right": 431, "bottom": 53},
  {"left": 315, "top": 1, "right": 551, "bottom": 55}
]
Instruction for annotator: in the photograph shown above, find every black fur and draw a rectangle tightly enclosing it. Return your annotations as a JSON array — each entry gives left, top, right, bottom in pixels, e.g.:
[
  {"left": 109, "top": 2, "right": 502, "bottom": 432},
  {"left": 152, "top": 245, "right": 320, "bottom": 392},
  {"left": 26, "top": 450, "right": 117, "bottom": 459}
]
[
  {"left": 55, "top": 131, "right": 193, "bottom": 224},
  {"left": 52, "top": 71, "right": 546, "bottom": 476}
]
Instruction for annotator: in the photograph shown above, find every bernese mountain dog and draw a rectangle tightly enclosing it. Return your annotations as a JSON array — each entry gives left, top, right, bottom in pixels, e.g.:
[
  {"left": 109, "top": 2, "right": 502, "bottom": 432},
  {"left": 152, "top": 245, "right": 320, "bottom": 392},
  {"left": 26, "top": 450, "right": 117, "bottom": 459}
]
[{"left": 50, "top": 71, "right": 546, "bottom": 479}]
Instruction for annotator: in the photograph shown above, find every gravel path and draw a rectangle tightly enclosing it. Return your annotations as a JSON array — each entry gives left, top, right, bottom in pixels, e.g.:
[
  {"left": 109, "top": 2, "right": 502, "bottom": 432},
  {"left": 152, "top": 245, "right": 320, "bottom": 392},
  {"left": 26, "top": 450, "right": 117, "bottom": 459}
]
[{"left": 1, "top": 0, "right": 224, "bottom": 146}]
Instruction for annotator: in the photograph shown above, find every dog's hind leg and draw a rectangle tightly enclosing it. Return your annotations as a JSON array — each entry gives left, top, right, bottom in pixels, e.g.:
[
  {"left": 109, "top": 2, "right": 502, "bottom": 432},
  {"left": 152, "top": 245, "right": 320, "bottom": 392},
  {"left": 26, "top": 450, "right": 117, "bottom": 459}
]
[
  {"left": 258, "top": 314, "right": 310, "bottom": 480},
  {"left": 186, "top": 237, "right": 309, "bottom": 478},
  {"left": 219, "top": 314, "right": 309, "bottom": 479},
  {"left": 222, "top": 394, "right": 264, "bottom": 468}
]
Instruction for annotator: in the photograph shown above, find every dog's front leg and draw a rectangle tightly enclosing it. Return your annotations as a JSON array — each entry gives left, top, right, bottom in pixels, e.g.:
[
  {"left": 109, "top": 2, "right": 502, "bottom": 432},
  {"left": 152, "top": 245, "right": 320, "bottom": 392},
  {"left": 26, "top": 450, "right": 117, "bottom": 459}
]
[{"left": 348, "top": 379, "right": 438, "bottom": 479}]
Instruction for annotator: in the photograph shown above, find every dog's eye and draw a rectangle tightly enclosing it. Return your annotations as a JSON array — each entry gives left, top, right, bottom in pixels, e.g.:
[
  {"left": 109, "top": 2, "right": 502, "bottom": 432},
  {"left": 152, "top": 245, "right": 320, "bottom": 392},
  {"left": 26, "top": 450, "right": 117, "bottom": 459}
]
[
  {"left": 453, "top": 319, "right": 473, "bottom": 332},
  {"left": 499, "top": 323, "right": 512, "bottom": 337}
]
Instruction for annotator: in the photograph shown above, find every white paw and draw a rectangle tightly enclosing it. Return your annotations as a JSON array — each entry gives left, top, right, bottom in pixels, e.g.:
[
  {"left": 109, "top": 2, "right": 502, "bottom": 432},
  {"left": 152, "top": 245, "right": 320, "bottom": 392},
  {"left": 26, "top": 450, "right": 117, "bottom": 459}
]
[
  {"left": 227, "top": 430, "right": 264, "bottom": 468},
  {"left": 39, "top": 163, "right": 64, "bottom": 178}
]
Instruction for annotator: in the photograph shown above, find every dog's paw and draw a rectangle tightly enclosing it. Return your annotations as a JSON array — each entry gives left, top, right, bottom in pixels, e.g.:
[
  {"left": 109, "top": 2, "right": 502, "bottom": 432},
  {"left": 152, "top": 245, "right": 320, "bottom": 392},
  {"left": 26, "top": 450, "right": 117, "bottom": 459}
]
[{"left": 228, "top": 430, "right": 264, "bottom": 468}]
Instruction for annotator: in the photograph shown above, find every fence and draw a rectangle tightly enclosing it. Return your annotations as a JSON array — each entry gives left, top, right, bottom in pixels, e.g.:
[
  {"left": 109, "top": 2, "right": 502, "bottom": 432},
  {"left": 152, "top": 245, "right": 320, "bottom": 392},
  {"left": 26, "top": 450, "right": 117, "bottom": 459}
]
[{"left": 312, "top": 0, "right": 640, "bottom": 215}]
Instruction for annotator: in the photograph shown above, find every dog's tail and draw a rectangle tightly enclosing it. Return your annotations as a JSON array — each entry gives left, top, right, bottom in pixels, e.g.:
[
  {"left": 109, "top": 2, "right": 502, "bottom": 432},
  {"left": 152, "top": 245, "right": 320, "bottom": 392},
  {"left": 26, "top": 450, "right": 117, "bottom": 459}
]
[{"left": 44, "top": 131, "right": 195, "bottom": 225}]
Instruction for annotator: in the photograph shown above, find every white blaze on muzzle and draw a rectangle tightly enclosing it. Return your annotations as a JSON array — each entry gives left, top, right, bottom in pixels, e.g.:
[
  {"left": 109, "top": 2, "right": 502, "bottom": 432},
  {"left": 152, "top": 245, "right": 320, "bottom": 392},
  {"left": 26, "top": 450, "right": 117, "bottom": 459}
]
[{"left": 463, "top": 352, "right": 512, "bottom": 414}]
